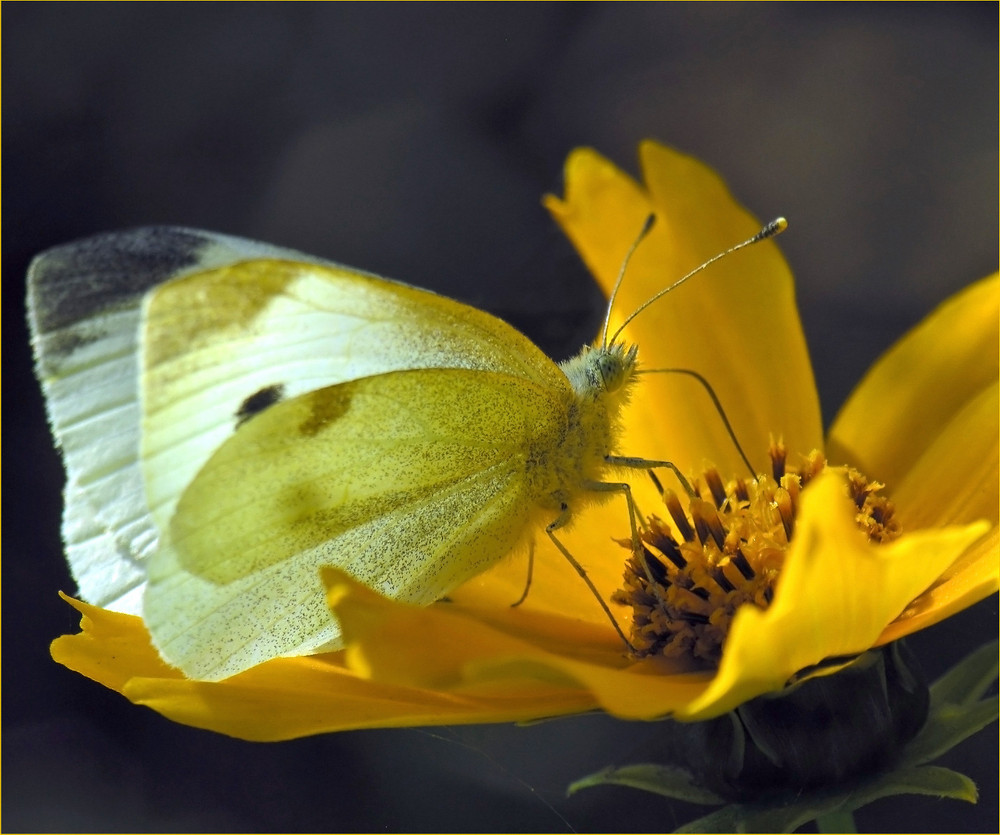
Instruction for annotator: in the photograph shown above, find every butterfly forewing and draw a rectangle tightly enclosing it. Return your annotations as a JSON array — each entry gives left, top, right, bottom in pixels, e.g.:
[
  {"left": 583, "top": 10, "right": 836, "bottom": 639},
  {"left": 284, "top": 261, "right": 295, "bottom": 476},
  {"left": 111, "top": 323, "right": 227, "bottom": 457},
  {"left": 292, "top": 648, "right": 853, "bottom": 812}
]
[{"left": 27, "top": 228, "right": 324, "bottom": 611}]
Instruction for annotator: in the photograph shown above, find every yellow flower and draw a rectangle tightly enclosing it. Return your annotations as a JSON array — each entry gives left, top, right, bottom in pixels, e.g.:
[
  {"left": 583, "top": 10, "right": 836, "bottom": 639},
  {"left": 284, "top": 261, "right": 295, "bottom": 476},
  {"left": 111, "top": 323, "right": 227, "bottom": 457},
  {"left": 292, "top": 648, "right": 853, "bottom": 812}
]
[{"left": 51, "top": 141, "right": 998, "bottom": 741}]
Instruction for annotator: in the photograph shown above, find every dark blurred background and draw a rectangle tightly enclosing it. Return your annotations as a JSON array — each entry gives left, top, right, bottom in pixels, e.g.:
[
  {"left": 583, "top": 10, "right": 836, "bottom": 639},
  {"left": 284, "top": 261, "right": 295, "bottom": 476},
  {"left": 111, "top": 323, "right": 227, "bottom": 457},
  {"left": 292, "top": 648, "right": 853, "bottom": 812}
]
[{"left": 4, "top": 4, "right": 997, "bottom": 832}]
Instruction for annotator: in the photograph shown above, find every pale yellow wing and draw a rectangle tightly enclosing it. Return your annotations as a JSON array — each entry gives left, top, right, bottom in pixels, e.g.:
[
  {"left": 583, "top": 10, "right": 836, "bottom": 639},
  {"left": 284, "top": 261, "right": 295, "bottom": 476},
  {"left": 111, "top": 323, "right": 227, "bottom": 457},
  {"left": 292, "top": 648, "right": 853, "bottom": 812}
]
[
  {"left": 140, "top": 255, "right": 568, "bottom": 547},
  {"left": 144, "top": 368, "right": 568, "bottom": 681}
]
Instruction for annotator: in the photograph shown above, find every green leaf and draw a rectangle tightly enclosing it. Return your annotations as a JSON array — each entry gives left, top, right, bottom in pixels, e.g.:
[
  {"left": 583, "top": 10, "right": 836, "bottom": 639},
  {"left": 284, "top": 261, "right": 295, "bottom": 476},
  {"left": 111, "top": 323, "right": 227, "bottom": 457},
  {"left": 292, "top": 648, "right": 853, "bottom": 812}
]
[
  {"left": 929, "top": 639, "right": 999, "bottom": 708},
  {"left": 673, "top": 765, "right": 978, "bottom": 833},
  {"left": 815, "top": 810, "right": 856, "bottom": 833},
  {"left": 674, "top": 796, "right": 841, "bottom": 833},
  {"left": 567, "top": 763, "right": 725, "bottom": 806}
]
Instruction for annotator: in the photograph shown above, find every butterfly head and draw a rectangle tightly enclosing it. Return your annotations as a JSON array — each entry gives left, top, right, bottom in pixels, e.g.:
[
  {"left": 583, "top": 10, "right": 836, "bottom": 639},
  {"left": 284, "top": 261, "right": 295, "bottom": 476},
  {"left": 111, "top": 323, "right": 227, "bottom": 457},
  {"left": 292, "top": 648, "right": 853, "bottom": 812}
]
[
  {"left": 559, "top": 341, "right": 639, "bottom": 401},
  {"left": 594, "top": 341, "right": 639, "bottom": 393}
]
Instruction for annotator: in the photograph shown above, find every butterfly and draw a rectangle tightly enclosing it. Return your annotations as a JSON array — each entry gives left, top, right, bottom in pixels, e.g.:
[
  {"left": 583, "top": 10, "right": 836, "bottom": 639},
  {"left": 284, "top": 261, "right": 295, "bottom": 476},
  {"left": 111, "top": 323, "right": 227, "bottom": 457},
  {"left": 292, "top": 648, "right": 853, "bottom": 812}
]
[{"left": 29, "top": 221, "right": 782, "bottom": 681}]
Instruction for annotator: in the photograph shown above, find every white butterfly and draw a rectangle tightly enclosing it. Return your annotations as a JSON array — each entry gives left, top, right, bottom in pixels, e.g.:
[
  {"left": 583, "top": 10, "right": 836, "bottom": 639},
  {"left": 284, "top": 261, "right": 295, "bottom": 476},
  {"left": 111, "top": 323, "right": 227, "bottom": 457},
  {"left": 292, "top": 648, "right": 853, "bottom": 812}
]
[
  {"left": 30, "top": 221, "right": 781, "bottom": 681},
  {"left": 29, "top": 226, "right": 651, "bottom": 680}
]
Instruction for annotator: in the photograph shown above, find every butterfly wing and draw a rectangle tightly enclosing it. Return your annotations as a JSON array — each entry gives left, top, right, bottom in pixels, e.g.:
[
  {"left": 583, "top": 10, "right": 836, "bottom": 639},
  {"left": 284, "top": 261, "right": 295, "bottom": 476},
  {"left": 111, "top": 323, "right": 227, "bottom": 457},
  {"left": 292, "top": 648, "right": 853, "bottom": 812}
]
[
  {"left": 139, "top": 251, "right": 567, "bottom": 541},
  {"left": 28, "top": 227, "right": 326, "bottom": 611},
  {"left": 29, "top": 227, "right": 565, "bottom": 613},
  {"left": 144, "top": 367, "right": 568, "bottom": 681}
]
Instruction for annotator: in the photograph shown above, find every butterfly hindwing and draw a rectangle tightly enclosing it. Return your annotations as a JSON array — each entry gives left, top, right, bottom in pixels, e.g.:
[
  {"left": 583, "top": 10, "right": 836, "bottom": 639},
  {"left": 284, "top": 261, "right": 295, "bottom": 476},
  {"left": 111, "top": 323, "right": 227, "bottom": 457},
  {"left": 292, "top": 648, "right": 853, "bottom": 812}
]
[
  {"left": 139, "top": 255, "right": 567, "bottom": 541},
  {"left": 144, "top": 367, "right": 570, "bottom": 680}
]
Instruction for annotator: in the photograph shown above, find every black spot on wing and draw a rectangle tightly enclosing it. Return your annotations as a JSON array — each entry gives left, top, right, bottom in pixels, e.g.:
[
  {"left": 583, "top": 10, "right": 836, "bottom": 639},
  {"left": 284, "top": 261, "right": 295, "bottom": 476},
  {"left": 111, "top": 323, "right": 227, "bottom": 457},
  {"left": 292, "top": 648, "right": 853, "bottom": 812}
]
[
  {"left": 236, "top": 384, "right": 286, "bottom": 428},
  {"left": 27, "top": 227, "right": 210, "bottom": 334}
]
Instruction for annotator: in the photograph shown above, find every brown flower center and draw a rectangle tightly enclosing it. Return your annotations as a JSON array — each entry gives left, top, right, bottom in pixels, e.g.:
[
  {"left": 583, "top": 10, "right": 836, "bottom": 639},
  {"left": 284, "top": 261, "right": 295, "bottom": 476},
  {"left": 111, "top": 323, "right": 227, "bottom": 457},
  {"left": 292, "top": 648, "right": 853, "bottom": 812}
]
[{"left": 613, "top": 441, "right": 900, "bottom": 663}]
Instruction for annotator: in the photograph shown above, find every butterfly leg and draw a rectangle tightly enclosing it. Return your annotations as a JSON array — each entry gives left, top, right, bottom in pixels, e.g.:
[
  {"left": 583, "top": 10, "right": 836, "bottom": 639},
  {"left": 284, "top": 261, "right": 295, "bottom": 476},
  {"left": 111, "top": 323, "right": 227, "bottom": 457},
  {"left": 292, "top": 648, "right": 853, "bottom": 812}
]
[
  {"left": 545, "top": 524, "right": 636, "bottom": 652},
  {"left": 545, "top": 496, "right": 638, "bottom": 653},
  {"left": 586, "top": 474, "right": 675, "bottom": 636},
  {"left": 606, "top": 455, "right": 695, "bottom": 497},
  {"left": 509, "top": 538, "right": 534, "bottom": 608}
]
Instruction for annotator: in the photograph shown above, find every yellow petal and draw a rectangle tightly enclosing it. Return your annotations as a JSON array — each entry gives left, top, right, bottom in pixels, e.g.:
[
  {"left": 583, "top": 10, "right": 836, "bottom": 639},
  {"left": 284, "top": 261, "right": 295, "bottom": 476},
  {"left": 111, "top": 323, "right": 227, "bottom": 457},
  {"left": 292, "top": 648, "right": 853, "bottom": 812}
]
[
  {"left": 125, "top": 654, "right": 597, "bottom": 740},
  {"left": 50, "top": 593, "right": 178, "bottom": 688},
  {"left": 51, "top": 595, "right": 595, "bottom": 740},
  {"left": 327, "top": 569, "right": 716, "bottom": 720},
  {"left": 544, "top": 141, "right": 822, "bottom": 479},
  {"left": 828, "top": 273, "right": 1000, "bottom": 495},
  {"left": 890, "top": 381, "right": 999, "bottom": 529},
  {"left": 876, "top": 526, "right": 998, "bottom": 644},
  {"left": 676, "top": 470, "right": 990, "bottom": 720}
]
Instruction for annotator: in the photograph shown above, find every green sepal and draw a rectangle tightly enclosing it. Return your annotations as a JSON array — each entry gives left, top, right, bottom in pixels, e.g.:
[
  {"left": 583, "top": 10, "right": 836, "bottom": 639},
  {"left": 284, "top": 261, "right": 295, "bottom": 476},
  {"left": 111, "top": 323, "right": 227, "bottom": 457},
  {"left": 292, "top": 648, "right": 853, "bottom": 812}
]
[
  {"left": 901, "top": 639, "right": 999, "bottom": 766},
  {"left": 567, "top": 763, "right": 725, "bottom": 806},
  {"left": 928, "top": 639, "right": 998, "bottom": 707},
  {"left": 903, "top": 695, "right": 999, "bottom": 766}
]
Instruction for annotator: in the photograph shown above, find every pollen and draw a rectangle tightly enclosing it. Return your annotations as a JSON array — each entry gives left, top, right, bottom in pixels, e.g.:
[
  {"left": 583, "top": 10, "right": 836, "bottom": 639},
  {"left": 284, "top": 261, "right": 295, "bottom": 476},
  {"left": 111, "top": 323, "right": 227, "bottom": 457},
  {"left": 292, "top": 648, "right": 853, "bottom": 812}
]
[{"left": 613, "top": 441, "right": 901, "bottom": 663}]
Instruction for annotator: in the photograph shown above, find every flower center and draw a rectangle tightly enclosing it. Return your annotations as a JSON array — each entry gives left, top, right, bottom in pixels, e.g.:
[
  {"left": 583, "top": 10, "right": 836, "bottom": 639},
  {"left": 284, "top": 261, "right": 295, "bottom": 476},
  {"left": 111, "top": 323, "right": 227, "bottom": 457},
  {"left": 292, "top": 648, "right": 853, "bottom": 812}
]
[{"left": 613, "top": 442, "right": 901, "bottom": 663}]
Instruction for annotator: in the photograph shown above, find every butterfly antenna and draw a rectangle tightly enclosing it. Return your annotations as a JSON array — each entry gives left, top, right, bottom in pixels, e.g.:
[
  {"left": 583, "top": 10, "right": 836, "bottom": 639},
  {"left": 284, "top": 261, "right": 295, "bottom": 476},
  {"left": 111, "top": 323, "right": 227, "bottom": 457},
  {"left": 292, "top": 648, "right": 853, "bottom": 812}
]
[
  {"left": 608, "top": 217, "right": 787, "bottom": 346},
  {"left": 638, "top": 366, "right": 757, "bottom": 479},
  {"left": 600, "top": 214, "right": 656, "bottom": 349}
]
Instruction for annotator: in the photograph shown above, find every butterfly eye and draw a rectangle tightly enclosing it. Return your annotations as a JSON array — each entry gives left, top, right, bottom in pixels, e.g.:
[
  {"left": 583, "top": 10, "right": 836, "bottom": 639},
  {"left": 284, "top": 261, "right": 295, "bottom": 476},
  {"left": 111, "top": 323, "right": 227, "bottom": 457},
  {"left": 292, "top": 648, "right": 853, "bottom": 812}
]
[
  {"left": 595, "top": 346, "right": 633, "bottom": 392},
  {"left": 596, "top": 353, "right": 618, "bottom": 389}
]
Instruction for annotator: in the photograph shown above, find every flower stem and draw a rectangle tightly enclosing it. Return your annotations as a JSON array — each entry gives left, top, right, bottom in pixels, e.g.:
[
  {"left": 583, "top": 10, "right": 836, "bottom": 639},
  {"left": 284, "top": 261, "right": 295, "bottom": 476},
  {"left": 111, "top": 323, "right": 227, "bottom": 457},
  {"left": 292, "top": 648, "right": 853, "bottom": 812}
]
[{"left": 815, "top": 810, "right": 857, "bottom": 833}]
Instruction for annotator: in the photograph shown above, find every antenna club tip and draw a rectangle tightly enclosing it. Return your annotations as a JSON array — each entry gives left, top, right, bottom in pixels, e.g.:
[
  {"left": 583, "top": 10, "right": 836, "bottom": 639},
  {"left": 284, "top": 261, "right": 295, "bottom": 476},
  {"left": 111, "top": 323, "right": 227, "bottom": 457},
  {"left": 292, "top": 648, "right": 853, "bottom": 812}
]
[{"left": 763, "top": 217, "right": 788, "bottom": 238}]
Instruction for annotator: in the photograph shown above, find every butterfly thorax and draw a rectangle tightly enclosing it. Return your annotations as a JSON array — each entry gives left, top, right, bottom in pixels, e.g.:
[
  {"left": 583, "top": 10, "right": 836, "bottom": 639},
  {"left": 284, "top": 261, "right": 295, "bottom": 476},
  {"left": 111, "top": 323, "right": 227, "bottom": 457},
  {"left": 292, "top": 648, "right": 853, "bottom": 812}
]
[{"left": 523, "top": 342, "right": 640, "bottom": 509}]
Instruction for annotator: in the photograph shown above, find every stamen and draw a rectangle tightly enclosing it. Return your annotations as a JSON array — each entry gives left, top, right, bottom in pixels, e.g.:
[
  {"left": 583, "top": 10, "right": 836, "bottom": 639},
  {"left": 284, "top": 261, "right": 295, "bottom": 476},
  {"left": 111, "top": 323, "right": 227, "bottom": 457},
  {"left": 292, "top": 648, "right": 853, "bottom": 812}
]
[
  {"left": 691, "top": 499, "right": 728, "bottom": 550},
  {"left": 614, "top": 447, "right": 902, "bottom": 665},
  {"left": 770, "top": 440, "right": 787, "bottom": 481},
  {"left": 711, "top": 566, "right": 736, "bottom": 593},
  {"left": 664, "top": 490, "right": 696, "bottom": 542},
  {"left": 774, "top": 487, "right": 795, "bottom": 540},
  {"left": 642, "top": 547, "right": 670, "bottom": 585},
  {"left": 705, "top": 468, "right": 728, "bottom": 509},
  {"left": 705, "top": 507, "right": 728, "bottom": 551},
  {"left": 781, "top": 473, "right": 802, "bottom": 515},
  {"left": 692, "top": 504, "right": 712, "bottom": 546},
  {"left": 658, "top": 536, "right": 687, "bottom": 569},
  {"left": 732, "top": 547, "right": 755, "bottom": 580}
]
